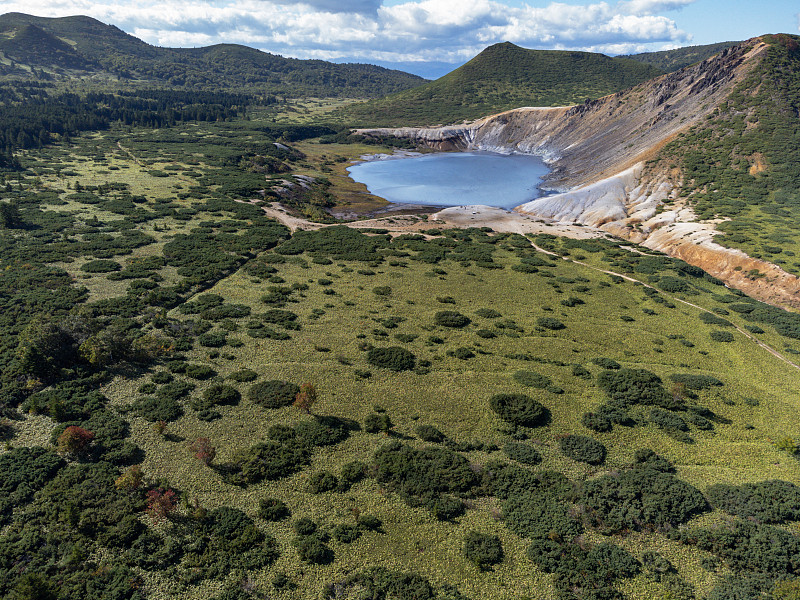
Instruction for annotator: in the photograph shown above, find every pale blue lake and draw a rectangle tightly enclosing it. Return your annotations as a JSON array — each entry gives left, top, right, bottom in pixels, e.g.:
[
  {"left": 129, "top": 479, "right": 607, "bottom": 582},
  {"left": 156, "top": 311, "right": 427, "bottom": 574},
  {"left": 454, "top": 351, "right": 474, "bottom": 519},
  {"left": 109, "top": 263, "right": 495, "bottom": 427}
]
[{"left": 347, "top": 151, "right": 549, "bottom": 210}]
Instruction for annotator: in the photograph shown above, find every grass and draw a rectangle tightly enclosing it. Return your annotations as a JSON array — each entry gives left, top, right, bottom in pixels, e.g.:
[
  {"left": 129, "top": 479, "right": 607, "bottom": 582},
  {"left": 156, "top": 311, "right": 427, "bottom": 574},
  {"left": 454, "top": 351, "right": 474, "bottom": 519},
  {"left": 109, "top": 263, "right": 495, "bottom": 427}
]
[{"left": 95, "top": 235, "right": 800, "bottom": 599}]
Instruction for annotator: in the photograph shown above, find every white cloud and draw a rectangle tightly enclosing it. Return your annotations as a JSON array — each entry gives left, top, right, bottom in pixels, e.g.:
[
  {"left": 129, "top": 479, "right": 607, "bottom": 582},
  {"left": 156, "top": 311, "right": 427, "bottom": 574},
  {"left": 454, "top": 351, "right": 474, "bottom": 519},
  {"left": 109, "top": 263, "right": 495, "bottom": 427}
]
[{"left": 1, "top": 0, "right": 695, "bottom": 69}]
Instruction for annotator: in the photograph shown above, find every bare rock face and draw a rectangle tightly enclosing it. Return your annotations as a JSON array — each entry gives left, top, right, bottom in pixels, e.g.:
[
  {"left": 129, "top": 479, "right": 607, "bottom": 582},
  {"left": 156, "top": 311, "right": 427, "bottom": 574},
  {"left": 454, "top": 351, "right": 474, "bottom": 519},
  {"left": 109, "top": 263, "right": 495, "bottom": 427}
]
[{"left": 354, "top": 38, "right": 800, "bottom": 309}]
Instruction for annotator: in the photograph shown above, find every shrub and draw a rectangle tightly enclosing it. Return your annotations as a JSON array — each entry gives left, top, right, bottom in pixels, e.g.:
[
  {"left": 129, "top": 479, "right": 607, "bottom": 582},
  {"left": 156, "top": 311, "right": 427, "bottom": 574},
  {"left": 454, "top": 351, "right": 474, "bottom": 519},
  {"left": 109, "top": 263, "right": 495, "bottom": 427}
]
[
  {"left": 258, "top": 498, "right": 291, "bottom": 521},
  {"left": 581, "top": 466, "right": 708, "bottom": 533},
  {"left": 184, "top": 363, "right": 217, "bottom": 380},
  {"left": 151, "top": 371, "right": 173, "bottom": 384},
  {"left": 416, "top": 424, "right": 446, "bottom": 443},
  {"left": 249, "top": 380, "right": 300, "bottom": 408},
  {"left": 658, "top": 276, "right": 691, "bottom": 293},
  {"left": 232, "top": 441, "right": 310, "bottom": 484},
  {"left": 597, "top": 368, "right": 672, "bottom": 408},
  {"left": 475, "top": 308, "right": 501, "bottom": 318},
  {"left": 332, "top": 524, "right": 362, "bottom": 543},
  {"left": 649, "top": 408, "right": 689, "bottom": 432},
  {"left": 146, "top": 487, "right": 177, "bottom": 522},
  {"left": 366, "top": 346, "right": 416, "bottom": 371},
  {"left": 700, "top": 312, "right": 733, "bottom": 326},
  {"left": 513, "top": 370, "right": 552, "bottom": 388},
  {"left": 198, "top": 331, "right": 227, "bottom": 347},
  {"left": 188, "top": 437, "right": 216, "bottom": 465},
  {"left": 582, "top": 412, "right": 612, "bottom": 432},
  {"left": 294, "top": 535, "right": 334, "bottom": 564},
  {"left": 707, "top": 480, "right": 800, "bottom": 523},
  {"left": 228, "top": 369, "right": 258, "bottom": 382},
  {"left": 559, "top": 435, "right": 606, "bottom": 465},
  {"left": 434, "top": 311, "right": 471, "bottom": 328},
  {"left": 373, "top": 285, "right": 392, "bottom": 296},
  {"left": 669, "top": 373, "right": 724, "bottom": 390},
  {"left": 308, "top": 471, "right": 339, "bottom": 493},
  {"left": 56, "top": 426, "right": 94, "bottom": 455},
  {"left": 503, "top": 442, "right": 542, "bottom": 465},
  {"left": 340, "top": 461, "right": 368, "bottom": 484},
  {"left": 710, "top": 330, "right": 735, "bottom": 342},
  {"left": 429, "top": 495, "right": 465, "bottom": 521},
  {"left": 537, "top": 317, "right": 565, "bottom": 330},
  {"left": 592, "top": 357, "right": 621, "bottom": 370},
  {"left": 200, "top": 384, "right": 240, "bottom": 409},
  {"left": 489, "top": 393, "right": 548, "bottom": 427},
  {"left": 449, "top": 347, "right": 475, "bottom": 360},
  {"left": 133, "top": 395, "right": 183, "bottom": 422},
  {"left": 364, "top": 413, "right": 394, "bottom": 434},
  {"left": 464, "top": 532, "right": 504, "bottom": 570}
]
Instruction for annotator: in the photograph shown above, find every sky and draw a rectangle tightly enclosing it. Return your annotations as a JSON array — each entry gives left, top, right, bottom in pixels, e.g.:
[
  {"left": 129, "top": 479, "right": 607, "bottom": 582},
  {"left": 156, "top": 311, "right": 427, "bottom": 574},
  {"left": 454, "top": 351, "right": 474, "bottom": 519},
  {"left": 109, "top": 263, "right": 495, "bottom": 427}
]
[{"left": 2, "top": 0, "right": 798, "bottom": 78}]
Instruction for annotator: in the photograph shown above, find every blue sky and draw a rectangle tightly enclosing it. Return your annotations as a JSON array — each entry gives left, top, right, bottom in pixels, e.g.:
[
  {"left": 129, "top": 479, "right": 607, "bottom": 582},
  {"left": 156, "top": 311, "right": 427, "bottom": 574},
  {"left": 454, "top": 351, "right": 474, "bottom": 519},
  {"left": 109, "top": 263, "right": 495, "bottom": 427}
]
[{"left": 3, "top": 0, "right": 798, "bottom": 78}]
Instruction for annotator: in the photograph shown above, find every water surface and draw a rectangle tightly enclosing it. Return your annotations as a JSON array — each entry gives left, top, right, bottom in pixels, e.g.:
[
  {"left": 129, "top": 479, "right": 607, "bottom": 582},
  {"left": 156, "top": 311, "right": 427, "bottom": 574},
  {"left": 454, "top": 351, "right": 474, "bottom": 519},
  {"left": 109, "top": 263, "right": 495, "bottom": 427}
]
[{"left": 347, "top": 151, "right": 549, "bottom": 210}]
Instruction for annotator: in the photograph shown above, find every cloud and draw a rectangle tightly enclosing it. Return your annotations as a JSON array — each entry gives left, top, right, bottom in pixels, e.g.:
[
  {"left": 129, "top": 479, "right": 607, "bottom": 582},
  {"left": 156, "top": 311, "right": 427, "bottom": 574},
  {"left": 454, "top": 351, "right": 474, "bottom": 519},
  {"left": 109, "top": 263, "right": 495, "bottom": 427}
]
[
  {"left": 269, "top": 0, "right": 383, "bottom": 14},
  {"left": 1, "top": 0, "right": 694, "bottom": 69}
]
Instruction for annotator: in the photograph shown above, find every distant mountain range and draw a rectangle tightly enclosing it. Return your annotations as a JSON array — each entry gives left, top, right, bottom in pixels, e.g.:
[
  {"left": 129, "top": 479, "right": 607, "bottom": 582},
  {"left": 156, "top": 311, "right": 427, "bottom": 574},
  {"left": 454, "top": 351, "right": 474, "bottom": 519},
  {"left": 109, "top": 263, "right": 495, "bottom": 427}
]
[
  {"left": 340, "top": 40, "right": 738, "bottom": 126},
  {"left": 0, "top": 12, "right": 427, "bottom": 98}
]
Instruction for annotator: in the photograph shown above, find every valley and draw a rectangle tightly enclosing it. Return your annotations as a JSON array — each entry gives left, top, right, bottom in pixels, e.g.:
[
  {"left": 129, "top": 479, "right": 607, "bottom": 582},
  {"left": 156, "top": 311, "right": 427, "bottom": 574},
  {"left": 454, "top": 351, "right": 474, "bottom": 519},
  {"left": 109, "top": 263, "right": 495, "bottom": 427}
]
[{"left": 1, "top": 12, "right": 800, "bottom": 600}]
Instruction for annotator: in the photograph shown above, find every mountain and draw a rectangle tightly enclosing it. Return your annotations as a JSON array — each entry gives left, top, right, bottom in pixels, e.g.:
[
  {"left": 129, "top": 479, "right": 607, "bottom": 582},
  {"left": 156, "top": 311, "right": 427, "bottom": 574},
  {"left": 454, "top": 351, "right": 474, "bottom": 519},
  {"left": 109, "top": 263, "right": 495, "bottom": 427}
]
[
  {"left": 341, "top": 42, "right": 664, "bottom": 126},
  {"left": 356, "top": 35, "right": 800, "bottom": 310},
  {"left": 0, "top": 12, "right": 427, "bottom": 97},
  {"left": 623, "top": 41, "right": 742, "bottom": 73}
]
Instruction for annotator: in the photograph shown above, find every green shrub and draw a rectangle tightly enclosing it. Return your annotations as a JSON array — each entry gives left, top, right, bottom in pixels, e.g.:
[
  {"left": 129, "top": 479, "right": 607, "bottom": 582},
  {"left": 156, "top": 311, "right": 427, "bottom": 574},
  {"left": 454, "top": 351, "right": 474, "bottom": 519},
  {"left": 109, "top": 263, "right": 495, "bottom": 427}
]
[
  {"left": 415, "top": 424, "right": 445, "bottom": 443},
  {"left": 434, "top": 311, "right": 471, "bottom": 328},
  {"left": 582, "top": 412, "right": 612, "bottom": 432},
  {"left": 198, "top": 331, "right": 227, "bottom": 347},
  {"left": 199, "top": 384, "right": 240, "bottom": 409},
  {"left": 429, "top": 495, "right": 465, "bottom": 521},
  {"left": 592, "top": 357, "right": 621, "bottom": 370},
  {"left": 81, "top": 259, "right": 121, "bottom": 273},
  {"left": 231, "top": 441, "right": 310, "bottom": 484},
  {"left": 332, "top": 524, "right": 362, "bottom": 543},
  {"left": 597, "top": 368, "right": 673, "bottom": 408},
  {"left": 228, "top": 369, "right": 258, "bottom": 382},
  {"left": 489, "top": 393, "right": 549, "bottom": 427},
  {"left": 151, "top": 371, "right": 173, "bottom": 384},
  {"left": 449, "top": 347, "right": 475, "bottom": 360},
  {"left": 248, "top": 380, "right": 299, "bottom": 408},
  {"left": 464, "top": 532, "right": 504, "bottom": 570},
  {"left": 258, "top": 498, "right": 291, "bottom": 521},
  {"left": 475, "top": 308, "right": 501, "bottom": 318},
  {"left": 294, "top": 535, "right": 334, "bottom": 564},
  {"left": 364, "top": 413, "right": 394, "bottom": 434},
  {"left": 503, "top": 442, "right": 542, "bottom": 465},
  {"left": 308, "top": 471, "right": 339, "bottom": 493},
  {"left": 537, "top": 317, "right": 565, "bottom": 330},
  {"left": 700, "top": 312, "right": 733, "bottom": 326},
  {"left": 373, "top": 285, "right": 392, "bottom": 296},
  {"left": 184, "top": 363, "right": 217, "bottom": 380},
  {"left": 658, "top": 276, "right": 691, "bottom": 293},
  {"left": 707, "top": 480, "right": 800, "bottom": 523},
  {"left": 669, "top": 373, "right": 724, "bottom": 390},
  {"left": 133, "top": 396, "right": 183, "bottom": 422},
  {"left": 559, "top": 435, "right": 606, "bottom": 465},
  {"left": 512, "top": 370, "right": 551, "bottom": 388},
  {"left": 340, "top": 461, "right": 368, "bottom": 484},
  {"left": 366, "top": 346, "right": 416, "bottom": 371},
  {"left": 581, "top": 464, "right": 708, "bottom": 533},
  {"left": 649, "top": 408, "right": 689, "bottom": 432},
  {"left": 710, "top": 330, "right": 735, "bottom": 342}
]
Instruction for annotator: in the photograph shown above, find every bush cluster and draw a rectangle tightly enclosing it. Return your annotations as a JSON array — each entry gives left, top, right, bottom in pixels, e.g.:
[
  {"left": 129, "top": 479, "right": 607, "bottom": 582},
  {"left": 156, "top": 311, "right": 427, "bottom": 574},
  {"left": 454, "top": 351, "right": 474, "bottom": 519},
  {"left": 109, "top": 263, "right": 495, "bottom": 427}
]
[
  {"left": 248, "top": 380, "right": 299, "bottom": 408},
  {"left": 489, "top": 393, "right": 549, "bottom": 427},
  {"left": 366, "top": 346, "right": 416, "bottom": 371},
  {"left": 558, "top": 435, "right": 607, "bottom": 465}
]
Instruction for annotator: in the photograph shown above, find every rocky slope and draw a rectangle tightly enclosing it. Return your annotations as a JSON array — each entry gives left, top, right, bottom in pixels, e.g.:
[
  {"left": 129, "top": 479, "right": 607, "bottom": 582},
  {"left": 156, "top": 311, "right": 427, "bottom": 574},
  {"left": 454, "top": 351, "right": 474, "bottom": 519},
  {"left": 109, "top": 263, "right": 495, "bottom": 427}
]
[{"left": 356, "top": 37, "right": 800, "bottom": 309}]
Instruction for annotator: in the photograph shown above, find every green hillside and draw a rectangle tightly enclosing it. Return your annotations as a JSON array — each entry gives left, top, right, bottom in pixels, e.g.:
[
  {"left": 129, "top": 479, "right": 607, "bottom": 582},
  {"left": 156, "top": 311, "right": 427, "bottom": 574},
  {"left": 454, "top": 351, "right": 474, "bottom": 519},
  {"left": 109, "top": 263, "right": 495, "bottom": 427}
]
[
  {"left": 652, "top": 34, "right": 800, "bottom": 273},
  {"left": 622, "top": 41, "right": 741, "bottom": 73},
  {"left": 0, "top": 12, "right": 427, "bottom": 97},
  {"left": 341, "top": 42, "right": 664, "bottom": 126}
]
